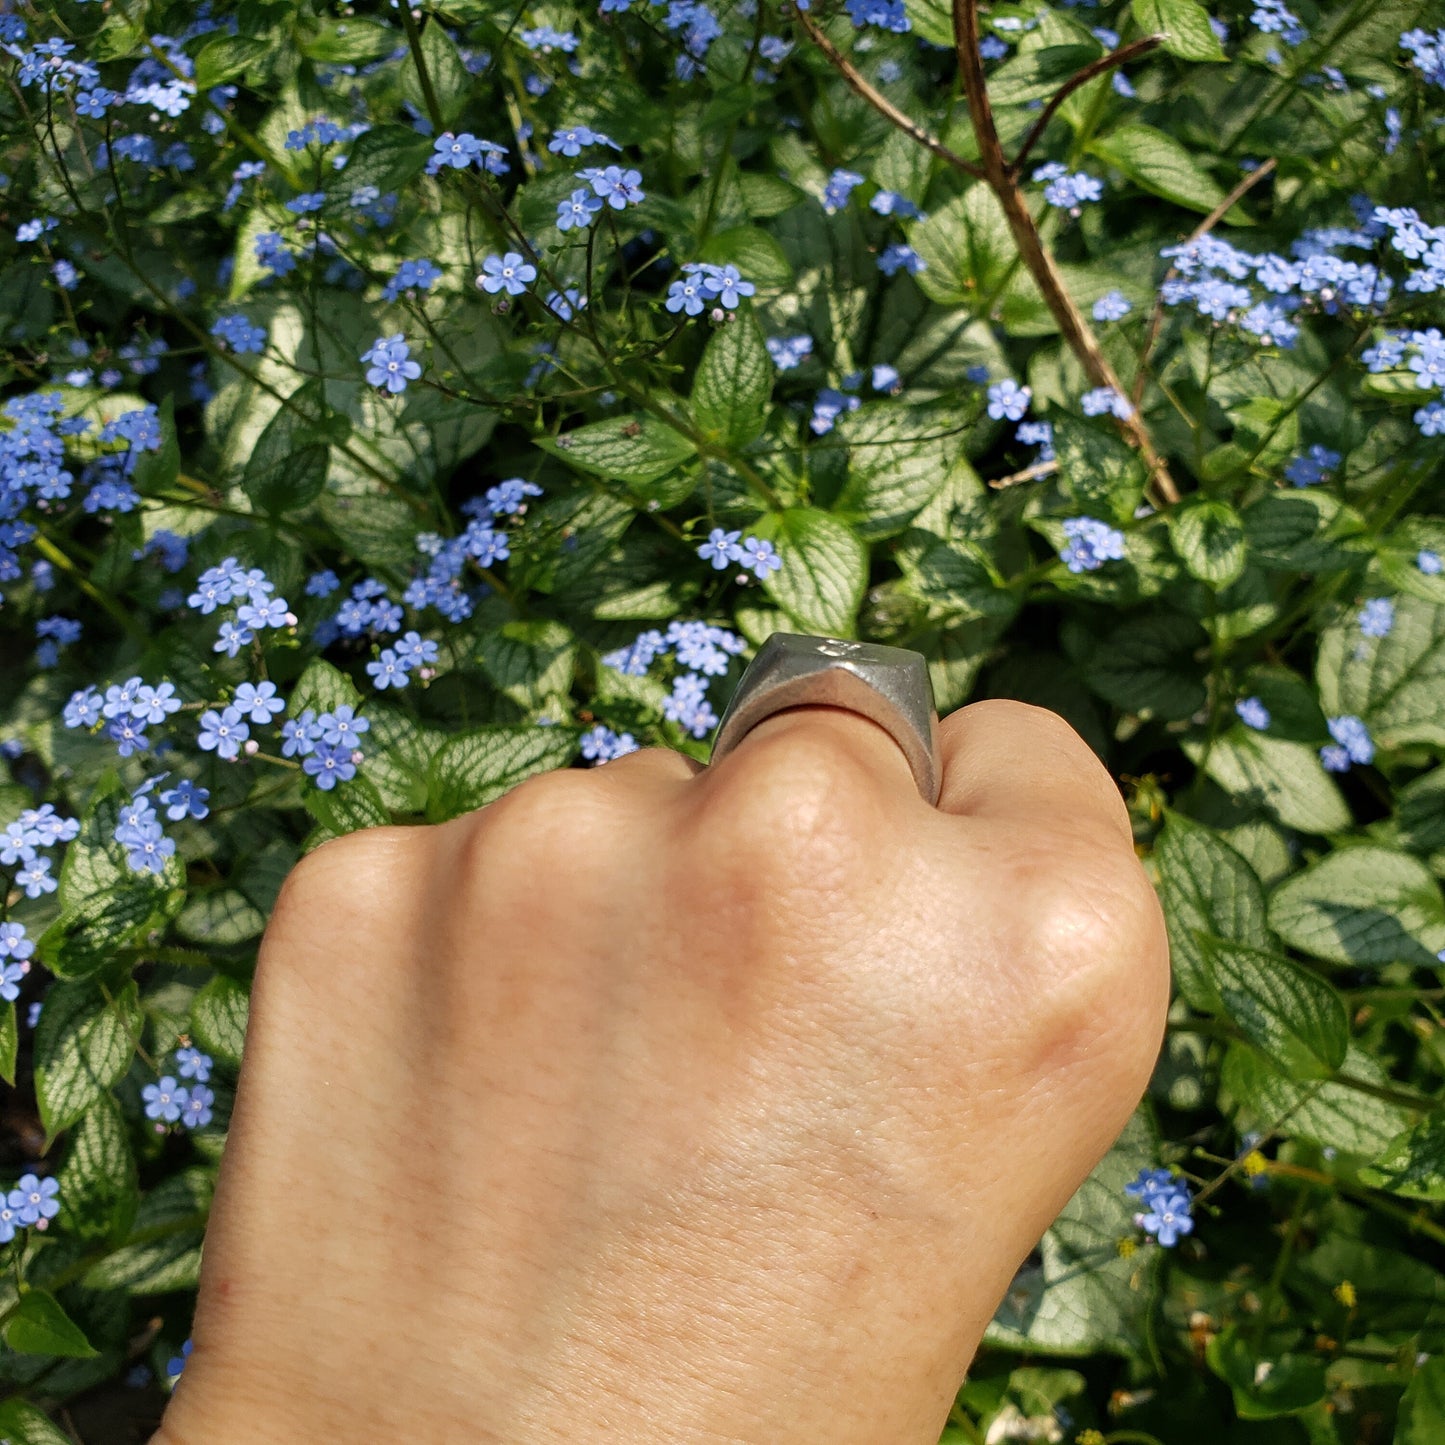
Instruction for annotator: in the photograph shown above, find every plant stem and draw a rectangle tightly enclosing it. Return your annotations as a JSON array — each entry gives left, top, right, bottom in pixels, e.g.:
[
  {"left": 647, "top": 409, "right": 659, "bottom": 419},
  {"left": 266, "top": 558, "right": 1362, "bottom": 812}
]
[
  {"left": 950, "top": 0, "right": 1180, "bottom": 505},
  {"left": 794, "top": 10, "right": 984, "bottom": 180},
  {"left": 1010, "top": 36, "right": 1165, "bottom": 176},
  {"left": 397, "top": 5, "right": 445, "bottom": 133}
]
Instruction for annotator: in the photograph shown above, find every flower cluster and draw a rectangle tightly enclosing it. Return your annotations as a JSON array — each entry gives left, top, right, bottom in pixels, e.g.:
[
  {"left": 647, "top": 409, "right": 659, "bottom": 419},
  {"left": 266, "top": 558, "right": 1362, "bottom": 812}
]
[
  {"left": 1320, "top": 715, "right": 1375, "bottom": 772},
  {"left": 426, "top": 131, "right": 509, "bottom": 176},
  {"left": 185, "top": 559, "right": 293, "bottom": 658},
  {"left": 1, "top": 806, "right": 78, "bottom": 898},
  {"left": 0, "top": 1173, "right": 60, "bottom": 1243},
  {"left": 0, "top": 921, "right": 34, "bottom": 1004},
  {"left": 665, "top": 263, "right": 756, "bottom": 316},
  {"left": 1125, "top": 1168, "right": 1195, "bottom": 1248},
  {"left": 1034, "top": 163, "right": 1104, "bottom": 214},
  {"left": 601, "top": 621, "right": 750, "bottom": 741},
  {"left": 695, "top": 529, "right": 784, "bottom": 579},
  {"left": 1059, "top": 517, "right": 1128, "bottom": 574},
  {"left": 142, "top": 1046, "right": 216, "bottom": 1131},
  {"left": 361, "top": 335, "right": 423, "bottom": 394},
  {"left": 1235, "top": 696, "right": 1271, "bottom": 730}
]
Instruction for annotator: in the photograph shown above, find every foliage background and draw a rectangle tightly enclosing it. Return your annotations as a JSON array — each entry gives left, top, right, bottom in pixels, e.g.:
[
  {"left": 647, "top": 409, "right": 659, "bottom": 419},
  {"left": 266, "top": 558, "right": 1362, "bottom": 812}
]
[{"left": 0, "top": 0, "right": 1443, "bottom": 1439}]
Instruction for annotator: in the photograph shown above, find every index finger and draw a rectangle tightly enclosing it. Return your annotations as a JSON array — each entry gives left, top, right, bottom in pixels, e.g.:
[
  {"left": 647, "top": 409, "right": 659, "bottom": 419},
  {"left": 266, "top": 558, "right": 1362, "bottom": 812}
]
[{"left": 934, "top": 699, "right": 1134, "bottom": 848}]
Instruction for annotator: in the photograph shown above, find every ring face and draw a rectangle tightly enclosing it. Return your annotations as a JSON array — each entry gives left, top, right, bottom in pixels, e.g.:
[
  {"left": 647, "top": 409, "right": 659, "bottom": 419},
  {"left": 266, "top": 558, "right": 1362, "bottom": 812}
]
[{"left": 707, "top": 632, "right": 942, "bottom": 805}]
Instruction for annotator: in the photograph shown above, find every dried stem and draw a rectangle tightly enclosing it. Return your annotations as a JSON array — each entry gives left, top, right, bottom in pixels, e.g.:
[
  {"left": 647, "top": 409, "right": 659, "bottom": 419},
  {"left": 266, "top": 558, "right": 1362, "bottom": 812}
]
[
  {"left": 1132, "top": 157, "right": 1278, "bottom": 407},
  {"left": 952, "top": 0, "right": 1179, "bottom": 505},
  {"left": 1010, "top": 35, "right": 1165, "bottom": 176},
  {"left": 988, "top": 457, "right": 1059, "bottom": 490},
  {"left": 794, "top": 9, "right": 984, "bottom": 180}
]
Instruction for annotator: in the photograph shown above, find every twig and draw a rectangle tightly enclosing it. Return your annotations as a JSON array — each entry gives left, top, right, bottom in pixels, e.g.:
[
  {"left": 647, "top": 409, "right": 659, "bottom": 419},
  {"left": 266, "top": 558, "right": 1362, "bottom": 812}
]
[
  {"left": 397, "top": 5, "right": 445, "bottom": 132},
  {"left": 952, "top": 0, "right": 1180, "bottom": 505},
  {"left": 1010, "top": 36, "right": 1165, "bottom": 176},
  {"left": 988, "top": 457, "right": 1059, "bottom": 489},
  {"left": 1132, "top": 157, "right": 1277, "bottom": 408},
  {"left": 794, "top": 9, "right": 985, "bottom": 181}
]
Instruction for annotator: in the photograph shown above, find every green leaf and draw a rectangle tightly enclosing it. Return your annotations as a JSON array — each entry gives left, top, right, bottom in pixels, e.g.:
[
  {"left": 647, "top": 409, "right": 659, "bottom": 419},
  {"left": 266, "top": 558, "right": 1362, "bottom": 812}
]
[
  {"left": 697, "top": 226, "right": 793, "bottom": 288},
  {"left": 1130, "top": 0, "right": 1228, "bottom": 60},
  {"left": 1183, "top": 730, "right": 1351, "bottom": 835},
  {"left": 1205, "top": 1327, "right": 1326, "bottom": 1419},
  {"left": 826, "top": 406, "right": 962, "bottom": 540},
  {"left": 1268, "top": 846, "right": 1445, "bottom": 968},
  {"left": 83, "top": 1231, "right": 205, "bottom": 1294},
  {"left": 56, "top": 1095, "right": 138, "bottom": 1246},
  {"left": 1234, "top": 663, "right": 1328, "bottom": 741},
  {"left": 903, "top": 0, "right": 954, "bottom": 47},
  {"left": 177, "top": 888, "right": 267, "bottom": 946},
  {"left": 288, "top": 656, "right": 365, "bottom": 718},
  {"left": 398, "top": 19, "right": 471, "bottom": 127},
  {"left": 299, "top": 16, "right": 399, "bottom": 63},
  {"left": 1359, "top": 1117, "right": 1445, "bottom": 1201},
  {"left": 304, "top": 772, "right": 392, "bottom": 841},
  {"left": 1240, "top": 490, "right": 1369, "bottom": 574},
  {"left": 0, "top": 1398, "right": 76, "bottom": 1444},
  {"left": 1081, "top": 611, "right": 1208, "bottom": 720},
  {"left": 690, "top": 312, "right": 773, "bottom": 448},
  {"left": 752, "top": 508, "right": 869, "bottom": 638},
  {"left": 38, "top": 777, "right": 180, "bottom": 980},
  {"left": 1398, "top": 766, "right": 1445, "bottom": 863},
  {"left": 426, "top": 726, "right": 577, "bottom": 822},
  {"left": 986, "top": 1109, "right": 1160, "bottom": 1356},
  {"left": 738, "top": 172, "right": 807, "bottom": 219},
  {"left": 1051, "top": 414, "right": 1148, "bottom": 524},
  {"left": 1167, "top": 497, "right": 1247, "bottom": 588},
  {"left": 88, "top": 10, "right": 149, "bottom": 61},
  {"left": 536, "top": 415, "right": 697, "bottom": 487},
  {"left": 33, "top": 980, "right": 144, "bottom": 1145},
  {"left": 322, "top": 125, "right": 434, "bottom": 199},
  {"left": 2, "top": 1291, "right": 100, "bottom": 1359},
  {"left": 911, "top": 186, "right": 1014, "bottom": 307},
  {"left": 1295, "top": 1219, "right": 1445, "bottom": 1348},
  {"left": 1396, "top": 1355, "right": 1445, "bottom": 1444},
  {"left": 477, "top": 619, "right": 578, "bottom": 708},
  {"left": 895, "top": 534, "right": 1020, "bottom": 622},
  {"left": 190, "top": 974, "right": 251, "bottom": 1068},
  {"left": 0, "top": 1001, "right": 15, "bottom": 1087},
  {"left": 241, "top": 380, "right": 331, "bottom": 515},
  {"left": 192, "top": 33, "right": 275, "bottom": 89},
  {"left": 987, "top": 44, "right": 1100, "bottom": 107},
  {"left": 1222, "top": 1041, "right": 1413, "bottom": 1157},
  {"left": 1317, "top": 595, "right": 1445, "bottom": 750},
  {"left": 1198, "top": 936, "right": 1348, "bottom": 1078},
  {"left": 1088, "top": 123, "right": 1229, "bottom": 215},
  {"left": 1152, "top": 812, "right": 1273, "bottom": 1009}
]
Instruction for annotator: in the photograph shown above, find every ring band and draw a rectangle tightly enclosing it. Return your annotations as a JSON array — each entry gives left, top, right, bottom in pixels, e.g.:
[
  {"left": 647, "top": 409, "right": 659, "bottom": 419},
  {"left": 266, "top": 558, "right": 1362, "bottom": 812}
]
[{"left": 707, "top": 633, "right": 942, "bottom": 805}]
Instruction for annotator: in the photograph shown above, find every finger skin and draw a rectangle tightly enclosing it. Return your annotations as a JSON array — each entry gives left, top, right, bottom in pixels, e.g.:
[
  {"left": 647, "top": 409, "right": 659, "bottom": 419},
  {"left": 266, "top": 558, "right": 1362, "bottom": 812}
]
[{"left": 935, "top": 698, "right": 1135, "bottom": 847}]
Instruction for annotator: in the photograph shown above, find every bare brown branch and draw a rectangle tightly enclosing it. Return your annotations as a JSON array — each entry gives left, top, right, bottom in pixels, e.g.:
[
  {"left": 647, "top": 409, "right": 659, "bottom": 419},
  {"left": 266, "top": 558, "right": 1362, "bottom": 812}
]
[
  {"left": 793, "top": 9, "right": 986, "bottom": 181},
  {"left": 988, "top": 458, "right": 1060, "bottom": 489},
  {"left": 952, "top": 0, "right": 1180, "bottom": 505},
  {"left": 1010, "top": 36, "right": 1165, "bottom": 176}
]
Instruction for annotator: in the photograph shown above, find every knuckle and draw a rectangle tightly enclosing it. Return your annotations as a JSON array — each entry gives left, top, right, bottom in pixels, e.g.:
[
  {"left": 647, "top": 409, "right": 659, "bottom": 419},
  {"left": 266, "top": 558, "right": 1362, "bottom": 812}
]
[
  {"left": 694, "top": 729, "right": 882, "bottom": 886},
  {"left": 259, "top": 826, "right": 427, "bottom": 1002},
  {"left": 1016, "top": 845, "right": 1170, "bottom": 1063},
  {"left": 272, "top": 825, "right": 418, "bottom": 920},
  {"left": 472, "top": 765, "right": 624, "bottom": 873}
]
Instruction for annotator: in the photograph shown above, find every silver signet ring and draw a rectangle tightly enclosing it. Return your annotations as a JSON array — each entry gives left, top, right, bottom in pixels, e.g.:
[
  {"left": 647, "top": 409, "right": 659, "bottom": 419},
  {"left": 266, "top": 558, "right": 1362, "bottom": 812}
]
[{"left": 707, "top": 632, "right": 942, "bottom": 806}]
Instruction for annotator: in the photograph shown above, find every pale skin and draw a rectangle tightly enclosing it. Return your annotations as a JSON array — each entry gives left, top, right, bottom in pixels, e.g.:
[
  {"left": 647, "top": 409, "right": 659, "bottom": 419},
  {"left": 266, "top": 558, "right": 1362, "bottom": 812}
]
[{"left": 152, "top": 698, "right": 1171, "bottom": 1444}]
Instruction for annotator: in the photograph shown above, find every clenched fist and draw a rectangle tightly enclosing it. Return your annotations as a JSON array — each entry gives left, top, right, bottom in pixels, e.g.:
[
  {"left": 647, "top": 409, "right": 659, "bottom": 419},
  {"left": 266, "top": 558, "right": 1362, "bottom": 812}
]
[{"left": 153, "top": 699, "right": 1169, "bottom": 1444}]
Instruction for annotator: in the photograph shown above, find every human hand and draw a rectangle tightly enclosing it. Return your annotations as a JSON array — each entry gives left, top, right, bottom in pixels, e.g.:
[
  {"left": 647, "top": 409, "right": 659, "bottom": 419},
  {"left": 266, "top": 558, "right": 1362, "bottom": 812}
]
[{"left": 152, "top": 699, "right": 1169, "bottom": 1444}]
